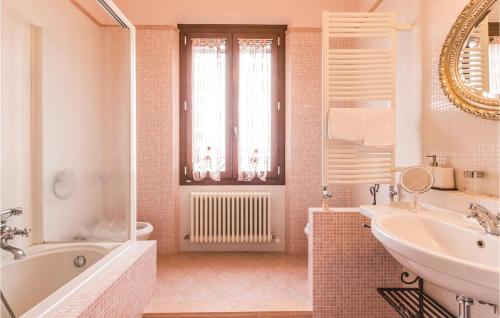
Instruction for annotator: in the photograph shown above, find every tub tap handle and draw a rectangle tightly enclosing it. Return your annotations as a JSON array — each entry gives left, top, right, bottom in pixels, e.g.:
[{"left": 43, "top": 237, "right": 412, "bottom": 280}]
[
  {"left": 1, "top": 207, "right": 23, "bottom": 221},
  {"left": 322, "top": 186, "right": 332, "bottom": 199}
]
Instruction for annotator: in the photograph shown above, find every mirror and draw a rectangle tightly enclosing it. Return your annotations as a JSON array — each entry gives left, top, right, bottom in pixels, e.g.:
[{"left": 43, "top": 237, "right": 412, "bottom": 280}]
[
  {"left": 440, "top": 0, "right": 500, "bottom": 120},
  {"left": 400, "top": 166, "right": 434, "bottom": 194},
  {"left": 459, "top": 1, "right": 499, "bottom": 99}
]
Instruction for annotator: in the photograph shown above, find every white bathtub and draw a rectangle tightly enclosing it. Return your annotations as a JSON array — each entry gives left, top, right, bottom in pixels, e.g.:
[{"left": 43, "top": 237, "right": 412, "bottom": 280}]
[{"left": 1, "top": 242, "right": 123, "bottom": 317}]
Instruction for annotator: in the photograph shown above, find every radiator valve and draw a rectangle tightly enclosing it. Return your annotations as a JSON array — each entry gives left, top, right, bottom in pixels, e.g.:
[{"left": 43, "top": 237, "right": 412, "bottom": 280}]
[{"left": 272, "top": 233, "right": 280, "bottom": 243}]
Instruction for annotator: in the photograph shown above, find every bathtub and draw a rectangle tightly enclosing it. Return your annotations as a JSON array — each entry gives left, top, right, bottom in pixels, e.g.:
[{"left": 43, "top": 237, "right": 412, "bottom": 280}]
[{"left": 1, "top": 242, "right": 124, "bottom": 317}]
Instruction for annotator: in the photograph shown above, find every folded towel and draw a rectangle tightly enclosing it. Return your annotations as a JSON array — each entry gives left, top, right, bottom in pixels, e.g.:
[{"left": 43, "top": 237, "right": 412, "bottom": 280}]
[{"left": 328, "top": 107, "right": 394, "bottom": 146}]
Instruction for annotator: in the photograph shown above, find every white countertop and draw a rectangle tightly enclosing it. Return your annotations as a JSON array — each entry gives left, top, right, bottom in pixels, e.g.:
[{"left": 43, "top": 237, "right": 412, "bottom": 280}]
[
  {"left": 308, "top": 207, "right": 360, "bottom": 213},
  {"left": 360, "top": 202, "right": 414, "bottom": 219},
  {"left": 359, "top": 201, "right": 485, "bottom": 231}
]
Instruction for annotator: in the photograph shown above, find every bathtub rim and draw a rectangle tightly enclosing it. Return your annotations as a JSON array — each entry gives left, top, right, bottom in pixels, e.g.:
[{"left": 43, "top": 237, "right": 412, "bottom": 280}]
[
  {"left": 0, "top": 241, "right": 118, "bottom": 267},
  {"left": 15, "top": 240, "right": 132, "bottom": 318}
]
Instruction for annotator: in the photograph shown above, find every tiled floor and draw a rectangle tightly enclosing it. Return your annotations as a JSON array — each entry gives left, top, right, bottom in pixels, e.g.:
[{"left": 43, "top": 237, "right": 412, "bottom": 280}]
[{"left": 143, "top": 252, "right": 312, "bottom": 318}]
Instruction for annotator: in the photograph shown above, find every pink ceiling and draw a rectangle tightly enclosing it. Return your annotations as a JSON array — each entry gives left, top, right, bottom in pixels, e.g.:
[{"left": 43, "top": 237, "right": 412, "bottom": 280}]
[{"left": 112, "top": 0, "right": 376, "bottom": 27}]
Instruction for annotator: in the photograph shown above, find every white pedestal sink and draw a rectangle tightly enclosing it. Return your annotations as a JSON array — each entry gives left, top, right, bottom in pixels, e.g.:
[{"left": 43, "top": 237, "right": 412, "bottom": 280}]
[{"left": 363, "top": 204, "right": 499, "bottom": 305}]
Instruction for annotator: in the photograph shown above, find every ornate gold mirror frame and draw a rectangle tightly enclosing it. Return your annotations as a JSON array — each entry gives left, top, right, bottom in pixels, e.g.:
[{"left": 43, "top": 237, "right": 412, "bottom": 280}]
[{"left": 439, "top": 0, "right": 499, "bottom": 120}]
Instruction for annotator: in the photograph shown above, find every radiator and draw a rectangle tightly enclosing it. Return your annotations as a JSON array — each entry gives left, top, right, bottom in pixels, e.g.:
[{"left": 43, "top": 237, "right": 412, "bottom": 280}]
[{"left": 189, "top": 192, "right": 272, "bottom": 243}]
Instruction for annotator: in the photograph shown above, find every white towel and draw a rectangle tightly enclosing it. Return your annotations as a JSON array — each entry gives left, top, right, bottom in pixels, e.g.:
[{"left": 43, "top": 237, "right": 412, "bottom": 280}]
[{"left": 328, "top": 108, "right": 394, "bottom": 146}]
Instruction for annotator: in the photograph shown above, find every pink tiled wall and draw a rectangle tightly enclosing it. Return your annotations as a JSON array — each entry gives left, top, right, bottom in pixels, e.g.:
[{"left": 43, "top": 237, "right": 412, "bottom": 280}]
[
  {"left": 285, "top": 30, "right": 355, "bottom": 254},
  {"left": 310, "top": 211, "right": 401, "bottom": 318},
  {"left": 136, "top": 27, "right": 180, "bottom": 254},
  {"left": 135, "top": 27, "right": 359, "bottom": 255},
  {"left": 52, "top": 241, "right": 156, "bottom": 317}
]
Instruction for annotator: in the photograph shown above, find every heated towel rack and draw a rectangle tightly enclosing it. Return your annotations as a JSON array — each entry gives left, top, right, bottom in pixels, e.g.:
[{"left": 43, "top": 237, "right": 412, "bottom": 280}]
[{"left": 321, "top": 11, "right": 400, "bottom": 187}]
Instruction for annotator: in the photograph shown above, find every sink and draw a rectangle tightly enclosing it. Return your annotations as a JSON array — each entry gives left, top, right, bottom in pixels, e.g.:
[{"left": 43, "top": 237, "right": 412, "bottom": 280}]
[{"left": 371, "top": 211, "right": 499, "bottom": 304}]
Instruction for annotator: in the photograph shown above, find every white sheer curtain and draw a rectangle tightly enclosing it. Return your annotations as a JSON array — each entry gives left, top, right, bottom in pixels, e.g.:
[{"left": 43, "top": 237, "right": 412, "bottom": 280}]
[
  {"left": 237, "top": 39, "right": 272, "bottom": 182},
  {"left": 191, "top": 39, "right": 226, "bottom": 181},
  {"left": 489, "top": 38, "right": 500, "bottom": 96}
]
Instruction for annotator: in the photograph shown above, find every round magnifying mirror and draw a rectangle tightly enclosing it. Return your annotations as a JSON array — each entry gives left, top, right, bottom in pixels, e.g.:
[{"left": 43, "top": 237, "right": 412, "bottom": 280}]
[
  {"left": 400, "top": 166, "right": 434, "bottom": 194},
  {"left": 400, "top": 166, "right": 434, "bottom": 213}
]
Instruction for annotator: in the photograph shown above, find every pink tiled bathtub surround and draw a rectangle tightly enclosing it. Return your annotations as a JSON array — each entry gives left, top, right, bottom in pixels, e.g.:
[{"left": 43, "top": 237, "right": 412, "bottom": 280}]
[
  {"left": 51, "top": 241, "right": 156, "bottom": 318},
  {"left": 308, "top": 209, "right": 401, "bottom": 318}
]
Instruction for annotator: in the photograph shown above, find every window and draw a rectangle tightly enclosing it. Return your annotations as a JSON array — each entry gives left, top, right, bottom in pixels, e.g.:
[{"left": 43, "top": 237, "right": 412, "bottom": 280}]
[{"left": 179, "top": 25, "right": 286, "bottom": 185}]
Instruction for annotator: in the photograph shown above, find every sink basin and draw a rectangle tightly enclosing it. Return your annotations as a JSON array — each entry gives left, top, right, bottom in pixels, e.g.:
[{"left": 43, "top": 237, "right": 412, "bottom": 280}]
[{"left": 371, "top": 212, "right": 499, "bottom": 304}]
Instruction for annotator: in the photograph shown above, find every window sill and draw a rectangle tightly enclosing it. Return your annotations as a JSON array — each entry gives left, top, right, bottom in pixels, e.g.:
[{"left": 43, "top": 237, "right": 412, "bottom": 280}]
[{"left": 180, "top": 178, "right": 285, "bottom": 186}]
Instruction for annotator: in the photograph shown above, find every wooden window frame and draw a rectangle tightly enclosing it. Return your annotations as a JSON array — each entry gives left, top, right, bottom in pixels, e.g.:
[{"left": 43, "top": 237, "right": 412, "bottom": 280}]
[{"left": 179, "top": 24, "right": 286, "bottom": 185}]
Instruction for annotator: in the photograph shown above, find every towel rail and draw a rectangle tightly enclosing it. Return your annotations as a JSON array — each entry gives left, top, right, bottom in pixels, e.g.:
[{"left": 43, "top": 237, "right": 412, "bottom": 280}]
[{"left": 321, "top": 10, "right": 397, "bottom": 188}]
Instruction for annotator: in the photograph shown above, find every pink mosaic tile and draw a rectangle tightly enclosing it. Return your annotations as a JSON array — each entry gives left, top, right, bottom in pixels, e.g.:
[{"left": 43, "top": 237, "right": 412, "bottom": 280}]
[
  {"left": 136, "top": 27, "right": 360, "bottom": 256},
  {"left": 136, "top": 27, "right": 180, "bottom": 254},
  {"left": 309, "top": 210, "right": 401, "bottom": 318},
  {"left": 285, "top": 30, "right": 355, "bottom": 255},
  {"left": 52, "top": 241, "right": 156, "bottom": 318}
]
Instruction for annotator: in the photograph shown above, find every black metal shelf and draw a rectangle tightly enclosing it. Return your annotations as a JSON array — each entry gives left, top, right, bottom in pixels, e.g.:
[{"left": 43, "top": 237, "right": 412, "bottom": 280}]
[{"left": 378, "top": 273, "right": 456, "bottom": 318}]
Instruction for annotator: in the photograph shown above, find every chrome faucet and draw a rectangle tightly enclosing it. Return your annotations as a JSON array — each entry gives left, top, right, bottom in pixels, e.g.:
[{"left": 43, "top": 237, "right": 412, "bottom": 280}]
[
  {"left": 467, "top": 203, "right": 500, "bottom": 236},
  {"left": 321, "top": 186, "right": 332, "bottom": 210},
  {"left": 389, "top": 185, "right": 398, "bottom": 202},
  {"left": 1, "top": 207, "right": 29, "bottom": 260}
]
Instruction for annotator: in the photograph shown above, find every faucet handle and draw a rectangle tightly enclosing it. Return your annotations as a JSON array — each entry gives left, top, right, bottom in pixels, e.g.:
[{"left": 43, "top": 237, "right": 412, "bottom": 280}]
[
  {"left": 13, "top": 228, "right": 30, "bottom": 238},
  {"left": 1, "top": 207, "right": 23, "bottom": 221},
  {"left": 466, "top": 210, "right": 479, "bottom": 219},
  {"left": 322, "top": 186, "right": 332, "bottom": 198},
  {"left": 468, "top": 202, "right": 499, "bottom": 223}
]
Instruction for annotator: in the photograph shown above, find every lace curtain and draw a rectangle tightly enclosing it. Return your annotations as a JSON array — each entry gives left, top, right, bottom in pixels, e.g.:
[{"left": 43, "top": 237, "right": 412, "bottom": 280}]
[
  {"left": 237, "top": 39, "right": 272, "bottom": 182},
  {"left": 191, "top": 39, "right": 226, "bottom": 181}
]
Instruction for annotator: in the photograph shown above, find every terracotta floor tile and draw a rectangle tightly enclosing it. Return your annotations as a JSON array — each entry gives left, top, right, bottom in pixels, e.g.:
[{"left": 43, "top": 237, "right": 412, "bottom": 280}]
[{"left": 143, "top": 252, "right": 312, "bottom": 317}]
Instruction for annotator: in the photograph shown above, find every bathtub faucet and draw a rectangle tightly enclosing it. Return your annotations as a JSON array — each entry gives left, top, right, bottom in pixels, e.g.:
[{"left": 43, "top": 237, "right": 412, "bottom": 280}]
[
  {"left": 1, "top": 207, "right": 29, "bottom": 260},
  {"left": 321, "top": 186, "right": 332, "bottom": 210}
]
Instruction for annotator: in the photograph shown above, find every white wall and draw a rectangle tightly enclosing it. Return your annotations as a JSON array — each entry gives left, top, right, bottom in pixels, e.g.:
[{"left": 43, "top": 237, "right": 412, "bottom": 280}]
[
  {"left": 0, "top": 9, "right": 33, "bottom": 248},
  {"left": 373, "top": 1, "right": 499, "bottom": 316},
  {"left": 352, "top": 2, "right": 423, "bottom": 206},
  {"left": 419, "top": 0, "right": 499, "bottom": 315}
]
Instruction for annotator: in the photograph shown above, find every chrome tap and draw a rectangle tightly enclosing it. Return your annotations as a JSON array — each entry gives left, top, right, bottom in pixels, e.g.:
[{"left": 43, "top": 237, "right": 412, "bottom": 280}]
[
  {"left": 467, "top": 203, "right": 500, "bottom": 236},
  {"left": 322, "top": 186, "right": 332, "bottom": 210},
  {"left": 389, "top": 185, "right": 398, "bottom": 202},
  {"left": 1, "top": 207, "right": 29, "bottom": 260}
]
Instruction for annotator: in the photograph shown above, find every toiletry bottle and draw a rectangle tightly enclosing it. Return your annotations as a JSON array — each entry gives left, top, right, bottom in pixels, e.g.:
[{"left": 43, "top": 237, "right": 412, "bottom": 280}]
[{"left": 426, "top": 155, "right": 455, "bottom": 190}]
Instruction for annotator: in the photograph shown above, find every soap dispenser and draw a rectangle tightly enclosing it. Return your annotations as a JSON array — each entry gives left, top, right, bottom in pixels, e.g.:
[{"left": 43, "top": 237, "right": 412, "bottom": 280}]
[{"left": 426, "top": 155, "right": 456, "bottom": 190}]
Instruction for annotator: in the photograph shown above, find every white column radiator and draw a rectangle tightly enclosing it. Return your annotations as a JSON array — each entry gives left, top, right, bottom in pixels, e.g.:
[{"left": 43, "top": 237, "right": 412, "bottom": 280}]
[{"left": 189, "top": 192, "right": 272, "bottom": 243}]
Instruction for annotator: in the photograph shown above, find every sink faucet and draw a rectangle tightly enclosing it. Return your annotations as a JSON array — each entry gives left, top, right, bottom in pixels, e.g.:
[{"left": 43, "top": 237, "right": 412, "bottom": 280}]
[
  {"left": 467, "top": 203, "right": 500, "bottom": 236},
  {"left": 1, "top": 207, "right": 29, "bottom": 260},
  {"left": 389, "top": 185, "right": 398, "bottom": 202}
]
